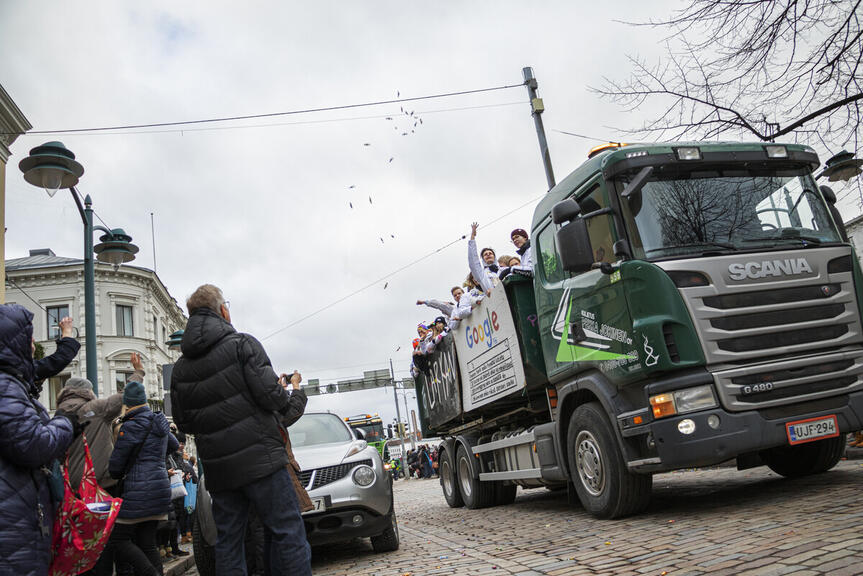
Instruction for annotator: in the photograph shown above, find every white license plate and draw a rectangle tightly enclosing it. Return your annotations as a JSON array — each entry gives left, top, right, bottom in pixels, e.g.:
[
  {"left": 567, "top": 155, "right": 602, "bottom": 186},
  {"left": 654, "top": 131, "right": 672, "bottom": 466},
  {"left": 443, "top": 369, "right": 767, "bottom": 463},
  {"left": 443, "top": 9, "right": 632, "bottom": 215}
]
[
  {"left": 786, "top": 415, "right": 839, "bottom": 445},
  {"left": 303, "top": 498, "right": 326, "bottom": 515}
]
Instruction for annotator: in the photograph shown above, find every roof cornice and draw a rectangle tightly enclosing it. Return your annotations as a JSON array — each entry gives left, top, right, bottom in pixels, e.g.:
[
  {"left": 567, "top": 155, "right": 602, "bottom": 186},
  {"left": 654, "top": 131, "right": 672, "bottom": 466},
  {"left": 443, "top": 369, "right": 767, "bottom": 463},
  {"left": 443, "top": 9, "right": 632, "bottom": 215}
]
[{"left": 0, "top": 84, "right": 32, "bottom": 163}]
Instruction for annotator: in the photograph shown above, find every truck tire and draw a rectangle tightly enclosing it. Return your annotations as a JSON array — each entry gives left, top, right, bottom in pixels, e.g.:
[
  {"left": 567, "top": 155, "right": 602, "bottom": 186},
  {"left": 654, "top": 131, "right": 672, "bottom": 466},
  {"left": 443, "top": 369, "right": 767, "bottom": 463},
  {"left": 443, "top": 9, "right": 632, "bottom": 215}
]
[
  {"left": 567, "top": 402, "right": 652, "bottom": 519},
  {"left": 456, "top": 444, "right": 495, "bottom": 509},
  {"left": 494, "top": 482, "right": 518, "bottom": 505},
  {"left": 192, "top": 511, "right": 216, "bottom": 576},
  {"left": 439, "top": 447, "right": 464, "bottom": 508},
  {"left": 763, "top": 436, "right": 845, "bottom": 477}
]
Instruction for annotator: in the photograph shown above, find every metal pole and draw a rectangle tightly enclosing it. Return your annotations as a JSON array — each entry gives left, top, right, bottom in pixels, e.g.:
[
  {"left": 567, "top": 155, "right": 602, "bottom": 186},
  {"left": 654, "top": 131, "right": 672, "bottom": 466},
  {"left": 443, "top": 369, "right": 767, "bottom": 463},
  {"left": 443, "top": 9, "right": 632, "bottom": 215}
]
[
  {"left": 390, "top": 359, "right": 407, "bottom": 480},
  {"left": 83, "top": 195, "right": 98, "bottom": 395},
  {"left": 402, "top": 391, "right": 415, "bottom": 450},
  {"left": 523, "top": 67, "right": 556, "bottom": 190},
  {"left": 150, "top": 212, "right": 157, "bottom": 273}
]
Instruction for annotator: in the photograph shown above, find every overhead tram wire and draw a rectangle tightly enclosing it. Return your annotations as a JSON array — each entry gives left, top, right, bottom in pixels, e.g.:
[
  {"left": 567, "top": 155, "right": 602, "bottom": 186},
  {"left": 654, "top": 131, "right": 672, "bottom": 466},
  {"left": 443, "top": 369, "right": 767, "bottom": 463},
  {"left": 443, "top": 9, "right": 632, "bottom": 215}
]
[
  {"left": 3, "top": 83, "right": 526, "bottom": 136},
  {"left": 50, "top": 101, "right": 527, "bottom": 137},
  {"left": 260, "top": 193, "right": 544, "bottom": 341}
]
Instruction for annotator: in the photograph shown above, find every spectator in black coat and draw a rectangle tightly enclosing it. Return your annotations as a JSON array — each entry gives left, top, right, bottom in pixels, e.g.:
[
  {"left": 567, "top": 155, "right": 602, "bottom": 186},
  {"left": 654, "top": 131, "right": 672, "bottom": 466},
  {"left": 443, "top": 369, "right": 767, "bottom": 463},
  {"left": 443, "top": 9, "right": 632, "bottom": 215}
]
[{"left": 171, "top": 284, "right": 311, "bottom": 576}]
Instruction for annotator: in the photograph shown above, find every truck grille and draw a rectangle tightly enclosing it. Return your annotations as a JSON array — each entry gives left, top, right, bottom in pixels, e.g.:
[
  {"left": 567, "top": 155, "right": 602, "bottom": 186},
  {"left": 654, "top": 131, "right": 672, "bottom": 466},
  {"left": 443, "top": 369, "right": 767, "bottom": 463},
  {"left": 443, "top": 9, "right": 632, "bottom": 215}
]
[
  {"left": 299, "top": 459, "right": 373, "bottom": 491},
  {"left": 713, "top": 351, "right": 863, "bottom": 410},
  {"left": 659, "top": 247, "right": 863, "bottom": 411}
]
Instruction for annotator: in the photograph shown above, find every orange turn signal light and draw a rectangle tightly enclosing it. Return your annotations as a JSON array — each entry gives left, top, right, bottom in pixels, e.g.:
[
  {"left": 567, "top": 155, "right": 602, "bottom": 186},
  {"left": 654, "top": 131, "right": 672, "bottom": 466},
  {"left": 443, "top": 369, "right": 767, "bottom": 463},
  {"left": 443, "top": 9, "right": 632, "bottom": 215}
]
[
  {"left": 547, "top": 387, "right": 559, "bottom": 409},
  {"left": 650, "top": 393, "right": 677, "bottom": 419}
]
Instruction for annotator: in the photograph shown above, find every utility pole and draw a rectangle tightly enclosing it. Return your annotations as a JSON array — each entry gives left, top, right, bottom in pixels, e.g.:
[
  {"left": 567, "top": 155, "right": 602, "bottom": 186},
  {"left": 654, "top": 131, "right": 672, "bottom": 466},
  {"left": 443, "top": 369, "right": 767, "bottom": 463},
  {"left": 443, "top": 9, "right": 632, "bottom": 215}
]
[
  {"left": 390, "top": 358, "right": 408, "bottom": 479},
  {"left": 402, "top": 391, "right": 415, "bottom": 450},
  {"left": 523, "top": 67, "right": 556, "bottom": 190}
]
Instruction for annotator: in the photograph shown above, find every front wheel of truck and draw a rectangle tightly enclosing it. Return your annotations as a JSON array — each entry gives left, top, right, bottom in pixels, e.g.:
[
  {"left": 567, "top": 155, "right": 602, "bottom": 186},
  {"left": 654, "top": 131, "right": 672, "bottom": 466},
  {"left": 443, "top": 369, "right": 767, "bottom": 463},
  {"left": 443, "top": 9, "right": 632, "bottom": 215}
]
[
  {"left": 762, "top": 436, "right": 845, "bottom": 477},
  {"left": 567, "top": 402, "right": 652, "bottom": 519}
]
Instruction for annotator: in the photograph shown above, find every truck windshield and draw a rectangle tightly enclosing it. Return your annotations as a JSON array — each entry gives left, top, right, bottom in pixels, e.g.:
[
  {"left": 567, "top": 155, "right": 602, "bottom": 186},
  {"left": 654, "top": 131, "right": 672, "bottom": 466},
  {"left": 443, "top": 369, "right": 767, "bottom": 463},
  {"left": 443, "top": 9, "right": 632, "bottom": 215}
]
[{"left": 618, "top": 172, "right": 842, "bottom": 260}]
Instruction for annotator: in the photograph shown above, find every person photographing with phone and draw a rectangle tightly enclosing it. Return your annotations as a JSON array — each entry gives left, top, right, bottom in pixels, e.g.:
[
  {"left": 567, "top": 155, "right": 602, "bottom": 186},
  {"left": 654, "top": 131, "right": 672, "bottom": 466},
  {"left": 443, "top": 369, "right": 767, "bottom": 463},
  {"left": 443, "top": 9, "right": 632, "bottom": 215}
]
[{"left": 170, "top": 285, "right": 311, "bottom": 576}]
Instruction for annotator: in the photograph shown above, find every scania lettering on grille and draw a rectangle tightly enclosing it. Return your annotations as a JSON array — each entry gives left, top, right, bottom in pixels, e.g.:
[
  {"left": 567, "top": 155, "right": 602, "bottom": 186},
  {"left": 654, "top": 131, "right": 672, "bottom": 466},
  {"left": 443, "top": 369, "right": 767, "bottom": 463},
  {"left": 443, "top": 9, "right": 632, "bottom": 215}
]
[{"left": 727, "top": 258, "right": 813, "bottom": 281}]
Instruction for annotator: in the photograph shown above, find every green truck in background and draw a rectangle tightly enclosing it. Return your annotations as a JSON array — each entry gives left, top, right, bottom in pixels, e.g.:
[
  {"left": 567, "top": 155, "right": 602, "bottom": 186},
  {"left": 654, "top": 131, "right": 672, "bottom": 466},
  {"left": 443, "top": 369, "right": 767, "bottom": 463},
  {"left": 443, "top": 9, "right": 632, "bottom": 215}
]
[{"left": 414, "top": 141, "right": 863, "bottom": 518}]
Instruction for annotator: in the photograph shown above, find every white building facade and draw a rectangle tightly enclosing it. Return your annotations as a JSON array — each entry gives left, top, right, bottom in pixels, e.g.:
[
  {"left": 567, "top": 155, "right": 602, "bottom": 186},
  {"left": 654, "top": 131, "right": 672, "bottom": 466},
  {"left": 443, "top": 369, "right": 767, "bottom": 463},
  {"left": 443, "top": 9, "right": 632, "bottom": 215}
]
[{"left": 6, "top": 249, "right": 186, "bottom": 411}]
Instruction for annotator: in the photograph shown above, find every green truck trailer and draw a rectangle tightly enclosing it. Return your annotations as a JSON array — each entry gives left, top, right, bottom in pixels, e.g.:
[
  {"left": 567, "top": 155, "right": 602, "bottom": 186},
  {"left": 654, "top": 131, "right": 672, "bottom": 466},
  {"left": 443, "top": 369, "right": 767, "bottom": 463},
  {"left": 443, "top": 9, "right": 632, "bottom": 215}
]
[{"left": 414, "top": 141, "right": 863, "bottom": 518}]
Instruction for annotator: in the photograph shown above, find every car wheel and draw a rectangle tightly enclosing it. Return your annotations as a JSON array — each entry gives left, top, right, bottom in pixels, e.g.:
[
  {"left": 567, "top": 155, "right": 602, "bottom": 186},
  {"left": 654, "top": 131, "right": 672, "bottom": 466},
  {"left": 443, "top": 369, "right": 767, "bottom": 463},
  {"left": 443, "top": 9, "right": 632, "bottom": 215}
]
[
  {"left": 567, "top": 402, "right": 652, "bottom": 519},
  {"left": 370, "top": 502, "right": 400, "bottom": 553},
  {"left": 439, "top": 447, "right": 463, "bottom": 508},
  {"left": 192, "top": 511, "right": 216, "bottom": 576},
  {"left": 456, "top": 444, "right": 495, "bottom": 509},
  {"left": 763, "top": 436, "right": 845, "bottom": 477}
]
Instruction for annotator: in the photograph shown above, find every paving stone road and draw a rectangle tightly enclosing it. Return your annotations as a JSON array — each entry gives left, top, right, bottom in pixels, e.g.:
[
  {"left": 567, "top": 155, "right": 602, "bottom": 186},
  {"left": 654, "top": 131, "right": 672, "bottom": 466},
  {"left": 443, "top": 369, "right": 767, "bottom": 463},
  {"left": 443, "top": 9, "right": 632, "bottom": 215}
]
[{"left": 305, "top": 459, "right": 863, "bottom": 576}]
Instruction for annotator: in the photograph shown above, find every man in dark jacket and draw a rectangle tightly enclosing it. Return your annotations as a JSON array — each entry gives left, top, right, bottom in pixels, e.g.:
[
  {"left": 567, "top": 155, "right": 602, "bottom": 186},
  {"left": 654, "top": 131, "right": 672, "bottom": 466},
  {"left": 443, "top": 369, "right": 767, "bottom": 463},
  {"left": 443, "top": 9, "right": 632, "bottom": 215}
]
[
  {"left": 0, "top": 304, "right": 79, "bottom": 576},
  {"left": 171, "top": 284, "right": 311, "bottom": 576}
]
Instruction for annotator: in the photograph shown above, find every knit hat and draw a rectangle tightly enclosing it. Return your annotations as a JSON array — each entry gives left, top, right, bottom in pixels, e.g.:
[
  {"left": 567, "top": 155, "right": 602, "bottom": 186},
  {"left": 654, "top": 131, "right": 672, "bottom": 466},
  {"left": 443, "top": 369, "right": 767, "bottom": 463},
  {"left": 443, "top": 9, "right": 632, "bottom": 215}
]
[
  {"left": 511, "top": 228, "right": 528, "bottom": 240},
  {"left": 64, "top": 377, "right": 94, "bottom": 393},
  {"left": 123, "top": 380, "right": 147, "bottom": 407}
]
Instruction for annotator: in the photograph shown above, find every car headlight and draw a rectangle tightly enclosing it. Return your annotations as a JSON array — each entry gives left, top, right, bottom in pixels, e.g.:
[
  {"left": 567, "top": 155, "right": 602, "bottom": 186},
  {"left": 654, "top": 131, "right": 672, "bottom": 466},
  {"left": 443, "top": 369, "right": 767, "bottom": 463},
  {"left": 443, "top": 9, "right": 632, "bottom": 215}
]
[
  {"left": 352, "top": 465, "right": 376, "bottom": 487},
  {"left": 650, "top": 385, "right": 717, "bottom": 419}
]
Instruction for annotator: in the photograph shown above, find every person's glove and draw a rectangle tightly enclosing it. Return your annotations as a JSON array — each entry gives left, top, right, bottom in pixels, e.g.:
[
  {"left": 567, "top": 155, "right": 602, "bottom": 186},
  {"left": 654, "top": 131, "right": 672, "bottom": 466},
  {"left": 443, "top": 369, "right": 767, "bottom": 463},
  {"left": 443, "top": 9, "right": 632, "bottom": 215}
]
[{"left": 55, "top": 409, "right": 87, "bottom": 438}]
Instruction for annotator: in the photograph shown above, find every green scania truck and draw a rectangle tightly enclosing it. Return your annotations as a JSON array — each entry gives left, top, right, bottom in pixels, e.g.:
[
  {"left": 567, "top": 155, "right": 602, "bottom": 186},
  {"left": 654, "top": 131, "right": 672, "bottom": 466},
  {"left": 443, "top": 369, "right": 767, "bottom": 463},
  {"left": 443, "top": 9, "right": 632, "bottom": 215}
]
[{"left": 414, "top": 141, "right": 863, "bottom": 518}]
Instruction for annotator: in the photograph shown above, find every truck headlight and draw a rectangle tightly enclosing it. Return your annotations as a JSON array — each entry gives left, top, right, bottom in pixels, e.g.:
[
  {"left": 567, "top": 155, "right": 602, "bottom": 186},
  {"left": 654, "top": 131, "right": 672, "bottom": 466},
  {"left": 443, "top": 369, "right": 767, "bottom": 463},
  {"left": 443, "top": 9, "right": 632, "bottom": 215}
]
[
  {"left": 650, "top": 385, "right": 717, "bottom": 419},
  {"left": 352, "top": 465, "right": 376, "bottom": 487}
]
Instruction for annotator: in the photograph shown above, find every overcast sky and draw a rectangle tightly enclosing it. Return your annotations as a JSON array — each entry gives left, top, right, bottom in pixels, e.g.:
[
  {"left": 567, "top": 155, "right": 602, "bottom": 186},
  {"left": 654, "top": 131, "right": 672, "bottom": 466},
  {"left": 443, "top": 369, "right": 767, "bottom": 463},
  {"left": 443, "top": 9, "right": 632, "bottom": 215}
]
[{"left": 3, "top": 1, "right": 859, "bottom": 428}]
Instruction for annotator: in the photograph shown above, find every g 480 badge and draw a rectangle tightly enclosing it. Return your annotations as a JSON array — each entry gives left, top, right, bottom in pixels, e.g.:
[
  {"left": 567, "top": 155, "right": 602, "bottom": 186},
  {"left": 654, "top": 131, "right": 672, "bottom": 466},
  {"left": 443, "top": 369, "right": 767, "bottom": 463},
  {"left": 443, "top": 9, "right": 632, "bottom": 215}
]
[{"left": 741, "top": 382, "right": 774, "bottom": 395}]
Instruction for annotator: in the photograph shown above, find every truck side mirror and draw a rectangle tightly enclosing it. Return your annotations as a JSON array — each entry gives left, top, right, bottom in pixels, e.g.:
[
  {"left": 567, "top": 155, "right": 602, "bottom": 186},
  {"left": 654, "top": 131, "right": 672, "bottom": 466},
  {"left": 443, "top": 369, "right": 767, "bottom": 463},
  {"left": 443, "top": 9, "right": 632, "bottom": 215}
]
[
  {"left": 552, "top": 198, "right": 581, "bottom": 224},
  {"left": 556, "top": 218, "right": 594, "bottom": 273},
  {"left": 355, "top": 428, "right": 366, "bottom": 440},
  {"left": 820, "top": 185, "right": 837, "bottom": 204}
]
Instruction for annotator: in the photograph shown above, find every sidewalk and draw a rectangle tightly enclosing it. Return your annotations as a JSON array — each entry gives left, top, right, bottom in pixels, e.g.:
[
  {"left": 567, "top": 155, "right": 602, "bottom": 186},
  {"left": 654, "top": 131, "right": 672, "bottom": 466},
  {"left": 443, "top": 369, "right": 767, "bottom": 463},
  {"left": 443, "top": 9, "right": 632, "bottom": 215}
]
[{"left": 162, "top": 541, "right": 195, "bottom": 576}]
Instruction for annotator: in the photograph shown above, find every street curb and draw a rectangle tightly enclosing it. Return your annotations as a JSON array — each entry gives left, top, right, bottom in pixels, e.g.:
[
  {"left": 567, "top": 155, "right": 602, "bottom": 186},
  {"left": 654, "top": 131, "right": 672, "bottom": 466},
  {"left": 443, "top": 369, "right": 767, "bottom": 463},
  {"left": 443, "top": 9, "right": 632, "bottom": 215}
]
[{"left": 164, "top": 554, "right": 195, "bottom": 576}]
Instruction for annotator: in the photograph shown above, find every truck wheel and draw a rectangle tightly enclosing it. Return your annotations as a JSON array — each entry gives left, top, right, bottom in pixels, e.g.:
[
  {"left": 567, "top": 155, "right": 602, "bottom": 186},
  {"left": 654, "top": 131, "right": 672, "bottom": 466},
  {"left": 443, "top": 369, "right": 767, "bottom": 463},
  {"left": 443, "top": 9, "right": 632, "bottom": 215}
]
[
  {"left": 567, "top": 402, "right": 652, "bottom": 519},
  {"left": 439, "top": 448, "right": 464, "bottom": 508},
  {"left": 763, "top": 436, "right": 845, "bottom": 477},
  {"left": 456, "top": 444, "right": 495, "bottom": 509},
  {"left": 494, "top": 482, "right": 518, "bottom": 505},
  {"left": 192, "top": 511, "right": 216, "bottom": 576}
]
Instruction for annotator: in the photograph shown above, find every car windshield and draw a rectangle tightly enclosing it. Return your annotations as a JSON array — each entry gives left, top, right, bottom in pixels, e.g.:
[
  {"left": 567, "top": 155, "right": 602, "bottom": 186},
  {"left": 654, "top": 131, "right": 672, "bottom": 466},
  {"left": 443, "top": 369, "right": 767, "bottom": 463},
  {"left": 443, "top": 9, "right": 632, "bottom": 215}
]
[
  {"left": 290, "top": 414, "right": 354, "bottom": 447},
  {"left": 618, "top": 172, "right": 842, "bottom": 260}
]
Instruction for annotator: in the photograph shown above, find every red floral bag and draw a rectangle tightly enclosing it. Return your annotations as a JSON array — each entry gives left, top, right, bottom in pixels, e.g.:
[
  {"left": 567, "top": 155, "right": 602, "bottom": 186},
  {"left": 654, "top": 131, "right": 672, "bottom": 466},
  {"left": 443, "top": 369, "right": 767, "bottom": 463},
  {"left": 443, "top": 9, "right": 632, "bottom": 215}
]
[{"left": 49, "top": 435, "right": 123, "bottom": 576}]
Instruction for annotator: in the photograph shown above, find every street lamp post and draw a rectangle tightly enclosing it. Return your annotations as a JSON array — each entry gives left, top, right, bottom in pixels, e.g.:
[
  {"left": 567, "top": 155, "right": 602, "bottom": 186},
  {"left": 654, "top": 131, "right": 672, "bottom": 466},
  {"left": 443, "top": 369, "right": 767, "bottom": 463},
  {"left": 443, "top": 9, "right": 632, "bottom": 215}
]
[{"left": 19, "top": 142, "right": 138, "bottom": 395}]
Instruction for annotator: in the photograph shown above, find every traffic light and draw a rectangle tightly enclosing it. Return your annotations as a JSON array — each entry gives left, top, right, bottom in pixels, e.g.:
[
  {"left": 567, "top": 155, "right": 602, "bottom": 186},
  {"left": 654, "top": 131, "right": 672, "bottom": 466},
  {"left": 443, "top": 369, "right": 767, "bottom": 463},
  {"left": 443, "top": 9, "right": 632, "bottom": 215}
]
[{"left": 387, "top": 424, "right": 394, "bottom": 439}]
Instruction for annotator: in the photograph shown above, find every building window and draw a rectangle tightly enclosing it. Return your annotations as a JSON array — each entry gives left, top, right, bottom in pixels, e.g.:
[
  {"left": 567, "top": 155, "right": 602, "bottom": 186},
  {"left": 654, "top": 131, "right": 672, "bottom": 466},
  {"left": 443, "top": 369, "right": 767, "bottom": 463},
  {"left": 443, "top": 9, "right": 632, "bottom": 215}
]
[
  {"left": 47, "top": 305, "right": 70, "bottom": 340},
  {"left": 162, "top": 326, "right": 167, "bottom": 347},
  {"left": 48, "top": 374, "right": 70, "bottom": 410},
  {"left": 116, "top": 305, "right": 134, "bottom": 337},
  {"left": 115, "top": 371, "right": 131, "bottom": 394},
  {"left": 153, "top": 315, "right": 158, "bottom": 337}
]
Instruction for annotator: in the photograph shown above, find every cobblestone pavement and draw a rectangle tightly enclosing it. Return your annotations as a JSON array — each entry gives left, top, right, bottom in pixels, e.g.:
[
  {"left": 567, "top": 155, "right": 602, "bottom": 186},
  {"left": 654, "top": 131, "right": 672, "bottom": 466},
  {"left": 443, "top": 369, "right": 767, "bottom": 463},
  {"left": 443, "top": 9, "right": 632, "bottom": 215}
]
[{"left": 306, "top": 459, "right": 863, "bottom": 576}]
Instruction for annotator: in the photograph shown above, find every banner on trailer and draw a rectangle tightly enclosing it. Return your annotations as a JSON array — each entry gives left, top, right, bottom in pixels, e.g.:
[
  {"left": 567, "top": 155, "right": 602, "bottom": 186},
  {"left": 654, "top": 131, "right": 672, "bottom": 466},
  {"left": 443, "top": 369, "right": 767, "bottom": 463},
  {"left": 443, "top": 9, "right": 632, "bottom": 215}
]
[
  {"left": 415, "top": 333, "right": 462, "bottom": 431},
  {"left": 455, "top": 285, "right": 527, "bottom": 411}
]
